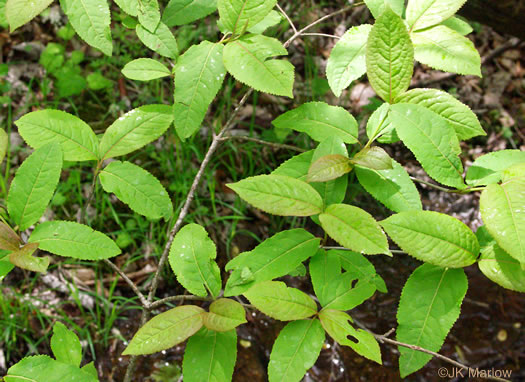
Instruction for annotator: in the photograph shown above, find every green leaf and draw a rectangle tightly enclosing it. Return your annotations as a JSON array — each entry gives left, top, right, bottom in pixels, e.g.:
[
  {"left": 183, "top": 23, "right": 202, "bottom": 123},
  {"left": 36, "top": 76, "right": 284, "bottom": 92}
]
[
  {"left": 227, "top": 174, "right": 323, "bottom": 217},
  {"left": 217, "top": 0, "right": 276, "bottom": 34},
  {"left": 9, "top": 242, "right": 50, "bottom": 273},
  {"left": 173, "top": 41, "right": 226, "bottom": 139},
  {"left": 441, "top": 16, "right": 473, "bottom": 35},
  {"left": 247, "top": 9, "right": 281, "bottom": 34},
  {"left": 356, "top": 159, "right": 422, "bottom": 213},
  {"left": 16, "top": 109, "right": 99, "bottom": 161},
  {"left": 307, "top": 154, "right": 352, "bottom": 183},
  {"left": 244, "top": 281, "right": 317, "bottom": 321},
  {"left": 137, "top": 0, "right": 160, "bottom": 32},
  {"left": 183, "top": 329, "right": 237, "bottom": 382},
  {"left": 87, "top": 72, "right": 113, "bottom": 90},
  {"left": 331, "top": 249, "right": 387, "bottom": 292},
  {"left": 136, "top": 22, "right": 178, "bottom": 59},
  {"left": 351, "top": 146, "right": 393, "bottom": 170},
  {"left": 319, "top": 204, "right": 390, "bottom": 255},
  {"left": 51, "top": 322, "right": 82, "bottom": 367},
  {"left": 268, "top": 319, "right": 325, "bottom": 382},
  {"left": 0, "top": 128, "right": 7, "bottom": 165},
  {"left": 224, "top": 229, "right": 320, "bottom": 296},
  {"left": 466, "top": 150, "right": 525, "bottom": 186},
  {"left": 310, "top": 137, "right": 349, "bottom": 207},
  {"left": 100, "top": 161, "right": 172, "bottom": 220},
  {"left": 366, "top": 7, "right": 414, "bottom": 103},
  {"left": 60, "top": 0, "right": 112, "bottom": 56},
  {"left": 99, "top": 104, "right": 173, "bottom": 160},
  {"left": 480, "top": 178, "right": 525, "bottom": 264},
  {"left": 203, "top": 298, "right": 247, "bottom": 331},
  {"left": 223, "top": 34, "right": 294, "bottom": 98},
  {"left": 396, "top": 88, "right": 485, "bottom": 140},
  {"left": 4, "top": 355, "right": 98, "bottom": 382},
  {"left": 366, "top": 103, "right": 397, "bottom": 143},
  {"left": 406, "top": 0, "right": 467, "bottom": 31},
  {"left": 7, "top": 142, "right": 63, "bottom": 231},
  {"left": 411, "top": 25, "right": 481, "bottom": 76},
  {"left": 381, "top": 210, "right": 479, "bottom": 267},
  {"left": 163, "top": 0, "right": 217, "bottom": 27},
  {"left": 0, "top": 262, "right": 15, "bottom": 282},
  {"left": 397, "top": 264, "right": 468, "bottom": 377},
  {"left": 168, "top": 223, "right": 222, "bottom": 298},
  {"left": 389, "top": 103, "right": 465, "bottom": 189},
  {"left": 123, "top": 305, "right": 204, "bottom": 355},
  {"left": 502, "top": 162, "right": 525, "bottom": 182},
  {"left": 121, "top": 58, "right": 171, "bottom": 81},
  {"left": 80, "top": 362, "right": 97, "bottom": 378},
  {"left": 29, "top": 221, "right": 121, "bottom": 260},
  {"left": 310, "top": 249, "right": 382, "bottom": 310},
  {"left": 114, "top": 0, "right": 138, "bottom": 16},
  {"left": 319, "top": 309, "right": 381, "bottom": 364},
  {"left": 0, "top": 222, "right": 21, "bottom": 252},
  {"left": 272, "top": 150, "right": 314, "bottom": 181},
  {"left": 272, "top": 102, "right": 358, "bottom": 144},
  {"left": 6, "top": 0, "right": 53, "bottom": 31},
  {"left": 477, "top": 227, "right": 525, "bottom": 292},
  {"left": 364, "top": 0, "right": 404, "bottom": 18},
  {"left": 326, "top": 25, "right": 371, "bottom": 97}
]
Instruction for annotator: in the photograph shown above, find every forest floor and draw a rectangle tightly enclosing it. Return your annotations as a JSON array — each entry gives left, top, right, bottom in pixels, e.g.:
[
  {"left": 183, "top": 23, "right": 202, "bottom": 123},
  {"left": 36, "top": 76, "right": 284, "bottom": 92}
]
[{"left": 0, "top": 2, "right": 524, "bottom": 381}]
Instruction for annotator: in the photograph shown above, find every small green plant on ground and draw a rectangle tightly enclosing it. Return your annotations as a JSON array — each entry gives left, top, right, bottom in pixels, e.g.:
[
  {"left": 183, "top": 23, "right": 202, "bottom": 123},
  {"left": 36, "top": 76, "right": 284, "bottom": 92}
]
[{"left": 2, "top": 0, "right": 524, "bottom": 381}]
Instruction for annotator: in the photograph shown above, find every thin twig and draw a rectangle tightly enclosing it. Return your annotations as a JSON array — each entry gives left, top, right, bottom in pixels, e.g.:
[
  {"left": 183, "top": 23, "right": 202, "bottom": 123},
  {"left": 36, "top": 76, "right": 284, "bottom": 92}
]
[
  {"left": 374, "top": 334, "right": 511, "bottom": 382},
  {"left": 147, "top": 295, "right": 214, "bottom": 310},
  {"left": 123, "top": 90, "right": 254, "bottom": 382},
  {"left": 221, "top": 135, "right": 306, "bottom": 152},
  {"left": 146, "top": 89, "right": 253, "bottom": 305},
  {"left": 103, "top": 259, "right": 148, "bottom": 306},
  {"left": 276, "top": 3, "right": 297, "bottom": 34},
  {"left": 284, "top": 4, "right": 363, "bottom": 48},
  {"left": 79, "top": 162, "right": 102, "bottom": 223},
  {"left": 322, "top": 246, "right": 407, "bottom": 255},
  {"left": 410, "top": 176, "right": 455, "bottom": 193},
  {"left": 302, "top": 32, "right": 340, "bottom": 39},
  {"left": 124, "top": 6, "right": 367, "bottom": 380}
]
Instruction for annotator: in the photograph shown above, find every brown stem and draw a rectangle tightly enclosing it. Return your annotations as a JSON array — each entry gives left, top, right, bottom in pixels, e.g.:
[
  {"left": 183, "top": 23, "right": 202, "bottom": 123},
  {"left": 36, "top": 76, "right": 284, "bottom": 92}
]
[
  {"left": 276, "top": 3, "right": 297, "bottom": 34},
  {"left": 122, "top": 89, "right": 253, "bottom": 382},
  {"left": 79, "top": 161, "right": 102, "bottom": 223},
  {"left": 147, "top": 295, "right": 214, "bottom": 310},
  {"left": 221, "top": 135, "right": 306, "bottom": 152},
  {"left": 103, "top": 259, "right": 148, "bottom": 307},
  {"left": 283, "top": 4, "right": 363, "bottom": 48},
  {"left": 374, "top": 332, "right": 511, "bottom": 382},
  {"left": 123, "top": 6, "right": 367, "bottom": 380}
]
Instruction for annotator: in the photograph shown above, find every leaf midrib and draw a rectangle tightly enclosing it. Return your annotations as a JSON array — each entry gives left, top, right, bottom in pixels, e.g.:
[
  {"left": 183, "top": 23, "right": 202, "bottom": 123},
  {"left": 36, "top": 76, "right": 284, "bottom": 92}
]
[
  {"left": 18, "top": 147, "right": 55, "bottom": 229},
  {"left": 500, "top": 184, "right": 524, "bottom": 260},
  {"left": 392, "top": 109, "right": 463, "bottom": 178},
  {"left": 322, "top": 211, "right": 385, "bottom": 253},
  {"left": 280, "top": 320, "right": 316, "bottom": 380},
  {"left": 298, "top": 116, "right": 357, "bottom": 141},
  {"left": 178, "top": 43, "right": 220, "bottom": 130},
  {"left": 101, "top": 168, "right": 165, "bottom": 216},
  {"left": 100, "top": 112, "right": 163, "bottom": 160},
  {"left": 403, "top": 268, "right": 446, "bottom": 369},
  {"left": 136, "top": 311, "right": 202, "bottom": 348},
  {"left": 233, "top": 40, "right": 285, "bottom": 87},
  {"left": 256, "top": 293, "right": 316, "bottom": 314},
  {"left": 383, "top": 220, "right": 476, "bottom": 258},
  {"left": 22, "top": 121, "right": 97, "bottom": 159},
  {"left": 250, "top": 238, "right": 318, "bottom": 279}
]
